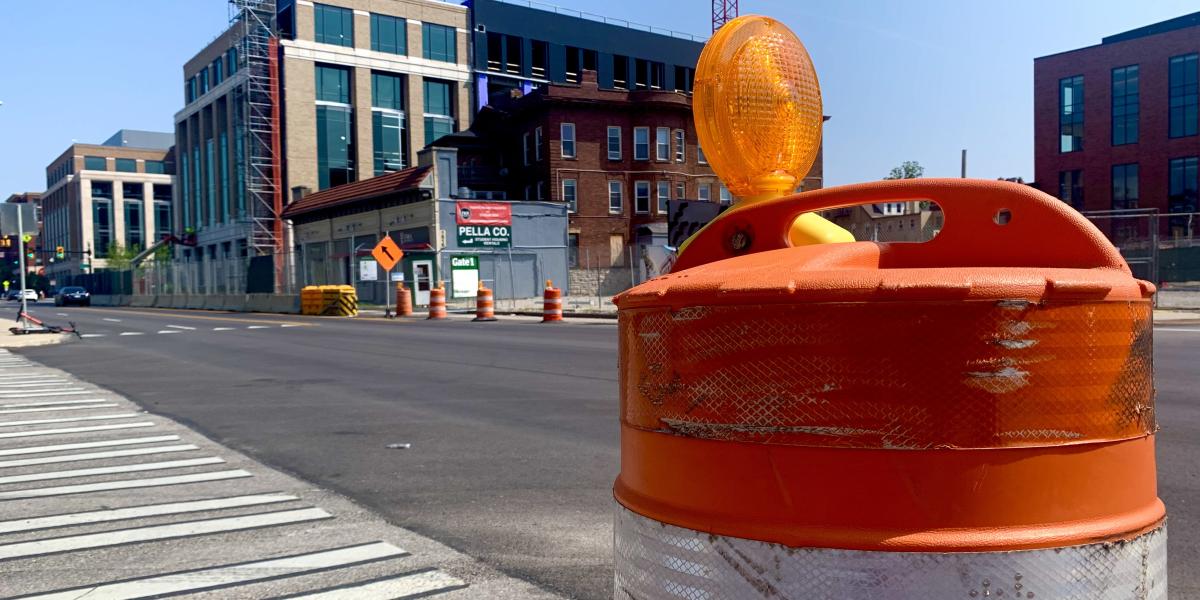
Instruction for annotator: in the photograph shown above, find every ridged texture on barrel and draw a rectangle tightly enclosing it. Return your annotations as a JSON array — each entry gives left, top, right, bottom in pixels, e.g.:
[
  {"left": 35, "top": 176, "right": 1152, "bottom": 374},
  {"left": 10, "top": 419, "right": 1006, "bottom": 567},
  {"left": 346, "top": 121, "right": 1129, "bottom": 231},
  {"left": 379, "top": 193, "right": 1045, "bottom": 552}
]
[
  {"left": 620, "top": 300, "right": 1153, "bottom": 449},
  {"left": 614, "top": 506, "right": 1167, "bottom": 600}
]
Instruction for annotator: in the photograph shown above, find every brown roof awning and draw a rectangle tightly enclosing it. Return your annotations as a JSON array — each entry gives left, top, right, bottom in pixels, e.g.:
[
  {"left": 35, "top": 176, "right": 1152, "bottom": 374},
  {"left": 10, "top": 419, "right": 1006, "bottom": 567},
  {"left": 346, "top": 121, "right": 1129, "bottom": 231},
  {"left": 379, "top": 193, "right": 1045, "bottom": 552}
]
[{"left": 282, "top": 165, "right": 432, "bottom": 219}]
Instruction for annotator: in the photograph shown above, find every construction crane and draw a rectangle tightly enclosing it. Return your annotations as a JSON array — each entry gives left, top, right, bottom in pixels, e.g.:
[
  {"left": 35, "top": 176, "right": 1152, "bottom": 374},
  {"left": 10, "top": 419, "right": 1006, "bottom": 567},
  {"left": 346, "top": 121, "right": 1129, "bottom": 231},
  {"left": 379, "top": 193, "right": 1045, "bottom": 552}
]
[{"left": 712, "top": 0, "right": 738, "bottom": 32}]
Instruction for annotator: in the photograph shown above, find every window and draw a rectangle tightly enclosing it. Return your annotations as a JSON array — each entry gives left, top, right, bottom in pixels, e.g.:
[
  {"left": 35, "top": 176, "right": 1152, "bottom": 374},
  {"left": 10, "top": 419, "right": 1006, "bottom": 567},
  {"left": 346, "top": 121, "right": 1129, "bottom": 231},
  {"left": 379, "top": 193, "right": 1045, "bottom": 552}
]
[
  {"left": 1111, "top": 65, "right": 1138, "bottom": 146},
  {"left": 522, "top": 133, "right": 530, "bottom": 165},
  {"left": 317, "top": 106, "right": 354, "bottom": 189},
  {"left": 185, "top": 78, "right": 195, "bottom": 104},
  {"left": 698, "top": 183, "right": 710, "bottom": 202},
  {"left": 199, "top": 68, "right": 208, "bottom": 94},
  {"left": 84, "top": 156, "right": 107, "bottom": 171},
  {"left": 1169, "top": 157, "right": 1199, "bottom": 229},
  {"left": 423, "top": 79, "right": 454, "bottom": 144},
  {"left": 698, "top": 144, "right": 707, "bottom": 164},
  {"left": 422, "top": 23, "right": 456, "bottom": 63},
  {"left": 226, "top": 47, "right": 238, "bottom": 76},
  {"left": 560, "top": 123, "right": 576, "bottom": 158},
  {"left": 153, "top": 184, "right": 172, "bottom": 237},
  {"left": 613, "top": 55, "right": 629, "bottom": 89},
  {"left": 674, "top": 66, "right": 693, "bottom": 93},
  {"left": 537, "top": 181, "right": 545, "bottom": 201},
  {"left": 372, "top": 72, "right": 407, "bottom": 174},
  {"left": 92, "top": 182, "right": 113, "bottom": 257},
  {"left": 610, "top": 234, "right": 625, "bottom": 266},
  {"left": 657, "top": 181, "right": 670, "bottom": 213},
  {"left": 1111, "top": 164, "right": 1139, "bottom": 210},
  {"left": 635, "top": 59, "right": 649, "bottom": 90},
  {"left": 315, "top": 64, "right": 351, "bottom": 103},
  {"left": 568, "top": 233, "right": 579, "bottom": 268},
  {"left": 719, "top": 185, "right": 732, "bottom": 205},
  {"left": 1058, "top": 170, "right": 1084, "bottom": 210},
  {"left": 144, "top": 160, "right": 166, "bottom": 174},
  {"left": 674, "top": 130, "right": 685, "bottom": 162},
  {"left": 531, "top": 40, "right": 548, "bottom": 78},
  {"left": 212, "top": 58, "right": 223, "bottom": 86},
  {"left": 505, "top": 35, "right": 522, "bottom": 74},
  {"left": 1169, "top": 54, "right": 1198, "bottom": 138},
  {"left": 486, "top": 33, "right": 502, "bottom": 72},
  {"left": 115, "top": 158, "right": 137, "bottom": 173},
  {"left": 535, "top": 126, "right": 543, "bottom": 161},
  {"left": 634, "top": 181, "right": 651, "bottom": 213},
  {"left": 607, "top": 126, "right": 621, "bottom": 160},
  {"left": 563, "top": 179, "right": 577, "bottom": 212},
  {"left": 675, "top": 182, "right": 685, "bottom": 200},
  {"left": 566, "top": 46, "right": 581, "bottom": 83},
  {"left": 633, "top": 127, "right": 649, "bottom": 160},
  {"left": 608, "top": 181, "right": 623, "bottom": 214},
  {"left": 1059, "top": 75, "right": 1083, "bottom": 152},
  {"left": 314, "top": 3, "right": 353, "bottom": 47},
  {"left": 370, "top": 13, "right": 406, "bottom": 55},
  {"left": 655, "top": 127, "right": 670, "bottom": 161},
  {"left": 124, "top": 197, "right": 143, "bottom": 249}
]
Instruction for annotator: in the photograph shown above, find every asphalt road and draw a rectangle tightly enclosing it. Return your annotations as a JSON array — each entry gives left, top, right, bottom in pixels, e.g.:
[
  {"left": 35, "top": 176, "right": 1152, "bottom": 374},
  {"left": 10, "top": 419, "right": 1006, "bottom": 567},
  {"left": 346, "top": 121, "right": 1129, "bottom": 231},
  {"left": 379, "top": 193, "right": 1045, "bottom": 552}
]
[{"left": 10, "top": 302, "right": 1200, "bottom": 598}]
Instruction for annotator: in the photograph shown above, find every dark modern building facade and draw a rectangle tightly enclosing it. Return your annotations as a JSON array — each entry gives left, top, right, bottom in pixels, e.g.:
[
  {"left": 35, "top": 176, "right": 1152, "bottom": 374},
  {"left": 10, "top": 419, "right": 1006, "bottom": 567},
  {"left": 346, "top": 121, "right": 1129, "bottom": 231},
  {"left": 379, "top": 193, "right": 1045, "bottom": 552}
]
[
  {"left": 467, "top": 0, "right": 705, "bottom": 111},
  {"left": 1034, "top": 12, "right": 1200, "bottom": 237}
]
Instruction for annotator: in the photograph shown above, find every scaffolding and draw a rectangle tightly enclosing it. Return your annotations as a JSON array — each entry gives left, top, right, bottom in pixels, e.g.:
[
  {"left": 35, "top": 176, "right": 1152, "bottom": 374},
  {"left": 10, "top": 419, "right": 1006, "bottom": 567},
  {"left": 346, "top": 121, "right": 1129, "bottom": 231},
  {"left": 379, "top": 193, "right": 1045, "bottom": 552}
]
[{"left": 230, "top": 0, "right": 284, "bottom": 264}]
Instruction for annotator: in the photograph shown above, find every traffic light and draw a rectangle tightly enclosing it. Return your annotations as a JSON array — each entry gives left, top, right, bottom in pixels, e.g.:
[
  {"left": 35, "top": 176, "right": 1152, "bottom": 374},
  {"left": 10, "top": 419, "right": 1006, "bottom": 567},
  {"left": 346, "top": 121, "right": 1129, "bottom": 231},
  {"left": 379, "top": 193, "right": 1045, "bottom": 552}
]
[
  {"left": 55, "top": 246, "right": 64, "bottom": 260},
  {"left": 0, "top": 237, "right": 10, "bottom": 249}
]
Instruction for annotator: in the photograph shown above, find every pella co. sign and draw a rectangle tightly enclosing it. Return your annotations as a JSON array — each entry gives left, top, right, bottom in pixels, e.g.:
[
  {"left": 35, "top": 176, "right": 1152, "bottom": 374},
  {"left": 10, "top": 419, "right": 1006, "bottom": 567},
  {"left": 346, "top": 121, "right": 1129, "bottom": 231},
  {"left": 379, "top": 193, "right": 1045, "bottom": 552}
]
[{"left": 456, "top": 201, "right": 512, "bottom": 248}]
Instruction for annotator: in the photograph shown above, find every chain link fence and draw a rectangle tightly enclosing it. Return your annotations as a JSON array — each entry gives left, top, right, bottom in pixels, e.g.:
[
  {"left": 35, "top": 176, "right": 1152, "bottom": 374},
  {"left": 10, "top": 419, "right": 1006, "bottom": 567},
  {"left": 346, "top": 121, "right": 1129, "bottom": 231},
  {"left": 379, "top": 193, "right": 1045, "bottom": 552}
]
[{"left": 1081, "top": 210, "right": 1200, "bottom": 285}]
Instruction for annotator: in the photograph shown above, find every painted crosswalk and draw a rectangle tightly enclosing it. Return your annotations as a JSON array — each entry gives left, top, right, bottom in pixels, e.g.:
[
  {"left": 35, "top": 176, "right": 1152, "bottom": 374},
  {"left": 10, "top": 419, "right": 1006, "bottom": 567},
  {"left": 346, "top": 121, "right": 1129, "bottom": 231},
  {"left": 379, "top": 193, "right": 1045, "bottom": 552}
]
[{"left": 0, "top": 348, "right": 471, "bottom": 599}]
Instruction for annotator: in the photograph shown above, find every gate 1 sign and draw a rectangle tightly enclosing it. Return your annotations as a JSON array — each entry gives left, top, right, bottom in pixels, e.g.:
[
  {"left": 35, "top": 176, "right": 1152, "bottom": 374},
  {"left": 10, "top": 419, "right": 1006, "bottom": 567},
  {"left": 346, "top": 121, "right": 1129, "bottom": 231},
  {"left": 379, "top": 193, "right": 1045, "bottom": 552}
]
[
  {"left": 451, "top": 255, "right": 480, "bottom": 299},
  {"left": 359, "top": 259, "right": 378, "bottom": 281},
  {"left": 456, "top": 201, "right": 512, "bottom": 248}
]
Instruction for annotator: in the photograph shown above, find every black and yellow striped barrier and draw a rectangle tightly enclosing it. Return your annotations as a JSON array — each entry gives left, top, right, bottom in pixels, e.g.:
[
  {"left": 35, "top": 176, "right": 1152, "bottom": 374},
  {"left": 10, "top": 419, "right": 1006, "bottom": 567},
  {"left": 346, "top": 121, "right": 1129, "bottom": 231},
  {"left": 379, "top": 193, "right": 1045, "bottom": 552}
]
[{"left": 301, "top": 285, "right": 357, "bottom": 317}]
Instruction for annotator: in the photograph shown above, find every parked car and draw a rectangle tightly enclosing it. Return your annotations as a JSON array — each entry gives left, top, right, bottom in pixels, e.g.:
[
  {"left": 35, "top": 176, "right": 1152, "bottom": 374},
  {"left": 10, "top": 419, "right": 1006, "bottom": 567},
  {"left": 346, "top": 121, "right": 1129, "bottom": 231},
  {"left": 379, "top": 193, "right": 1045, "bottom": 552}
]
[
  {"left": 4, "top": 290, "right": 17, "bottom": 301},
  {"left": 54, "top": 286, "right": 90, "bottom": 306},
  {"left": 8, "top": 289, "right": 37, "bottom": 303}
]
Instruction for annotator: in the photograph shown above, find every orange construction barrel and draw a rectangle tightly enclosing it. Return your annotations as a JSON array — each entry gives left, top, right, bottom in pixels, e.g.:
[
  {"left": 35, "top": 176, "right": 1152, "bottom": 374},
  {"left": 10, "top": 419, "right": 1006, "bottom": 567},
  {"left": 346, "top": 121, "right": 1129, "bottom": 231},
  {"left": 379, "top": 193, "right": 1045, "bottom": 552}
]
[
  {"left": 395, "top": 282, "right": 412, "bottom": 317},
  {"left": 473, "top": 281, "right": 497, "bottom": 322},
  {"left": 613, "top": 179, "right": 1165, "bottom": 598},
  {"left": 427, "top": 281, "right": 447, "bottom": 320},
  {"left": 542, "top": 280, "right": 563, "bottom": 323}
]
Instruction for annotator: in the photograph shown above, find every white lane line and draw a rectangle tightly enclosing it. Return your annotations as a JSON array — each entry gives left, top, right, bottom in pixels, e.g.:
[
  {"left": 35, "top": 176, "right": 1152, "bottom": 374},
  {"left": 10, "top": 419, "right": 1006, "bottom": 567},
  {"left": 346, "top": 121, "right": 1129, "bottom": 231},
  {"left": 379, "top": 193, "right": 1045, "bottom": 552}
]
[
  {"left": 0, "top": 435, "right": 180, "bottom": 457},
  {"left": 166, "top": 324, "right": 196, "bottom": 330},
  {"left": 0, "top": 399, "right": 110, "bottom": 408},
  {"left": 0, "top": 469, "right": 251, "bottom": 500},
  {"left": 0, "top": 507, "right": 331, "bottom": 560},
  {"left": 0, "top": 403, "right": 117, "bottom": 415},
  {"left": 246, "top": 325, "right": 269, "bottom": 329},
  {"left": 56, "top": 313, "right": 68, "bottom": 317},
  {"left": 0, "top": 492, "right": 299, "bottom": 535},
  {"left": 0, "top": 422, "right": 155, "bottom": 440},
  {"left": 102, "top": 318, "right": 122, "bottom": 323},
  {"left": 157, "top": 330, "right": 181, "bottom": 335},
  {"left": 0, "top": 413, "right": 139, "bottom": 428},
  {"left": 0, "top": 390, "right": 91, "bottom": 398},
  {"left": 212, "top": 327, "right": 234, "bottom": 331},
  {"left": 0, "top": 444, "right": 199, "bottom": 469},
  {"left": 119, "top": 332, "right": 144, "bottom": 336},
  {"left": 1155, "top": 327, "right": 1200, "bottom": 332},
  {"left": 0, "top": 456, "right": 224, "bottom": 484},
  {"left": 285, "top": 570, "right": 467, "bottom": 599},
  {"left": 280, "top": 323, "right": 304, "bottom": 327},
  {"left": 80, "top": 334, "right": 105, "bottom": 338},
  {"left": 18, "top": 541, "right": 406, "bottom": 600}
]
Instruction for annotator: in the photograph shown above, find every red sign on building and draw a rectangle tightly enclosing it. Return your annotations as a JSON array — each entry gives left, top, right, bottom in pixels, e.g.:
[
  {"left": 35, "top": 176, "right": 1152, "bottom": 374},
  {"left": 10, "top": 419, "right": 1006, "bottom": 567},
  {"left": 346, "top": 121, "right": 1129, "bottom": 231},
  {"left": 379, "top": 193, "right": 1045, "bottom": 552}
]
[{"left": 456, "top": 202, "right": 511, "bottom": 226}]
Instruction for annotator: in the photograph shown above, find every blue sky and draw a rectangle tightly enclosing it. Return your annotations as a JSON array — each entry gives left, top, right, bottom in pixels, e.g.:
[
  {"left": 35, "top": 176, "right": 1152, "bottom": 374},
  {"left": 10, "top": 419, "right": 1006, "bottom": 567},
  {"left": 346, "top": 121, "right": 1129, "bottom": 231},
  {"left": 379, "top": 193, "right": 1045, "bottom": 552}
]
[{"left": 1, "top": 0, "right": 1197, "bottom": 195}]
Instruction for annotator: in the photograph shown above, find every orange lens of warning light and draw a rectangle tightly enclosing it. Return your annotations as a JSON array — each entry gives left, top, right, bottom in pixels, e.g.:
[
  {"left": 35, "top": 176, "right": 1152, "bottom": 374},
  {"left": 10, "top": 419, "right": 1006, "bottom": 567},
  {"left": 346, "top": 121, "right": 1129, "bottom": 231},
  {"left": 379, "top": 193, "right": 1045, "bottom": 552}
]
[{"left": 694, "top": 15, "right": 823, "bottom": 199}]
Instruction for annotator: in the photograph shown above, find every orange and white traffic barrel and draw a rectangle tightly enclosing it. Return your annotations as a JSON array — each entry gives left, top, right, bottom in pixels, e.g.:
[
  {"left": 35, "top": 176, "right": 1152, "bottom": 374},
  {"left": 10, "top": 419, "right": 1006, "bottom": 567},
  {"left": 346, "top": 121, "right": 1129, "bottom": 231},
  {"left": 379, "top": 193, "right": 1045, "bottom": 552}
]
[
  {"left": 613, "top": 180, "right": 1165, "bottom": 598},
  {"left": 542, "top": 280, "right": 563, "bottom": 323},
  {"left": 395, "top": 282, "right": 412, "bottom": 317},
  {"left": 427, "top": 281, "right": 447, "bottom": 320},
  {"left": 473, "top": 282, "right": 497, "bottom": 322}
]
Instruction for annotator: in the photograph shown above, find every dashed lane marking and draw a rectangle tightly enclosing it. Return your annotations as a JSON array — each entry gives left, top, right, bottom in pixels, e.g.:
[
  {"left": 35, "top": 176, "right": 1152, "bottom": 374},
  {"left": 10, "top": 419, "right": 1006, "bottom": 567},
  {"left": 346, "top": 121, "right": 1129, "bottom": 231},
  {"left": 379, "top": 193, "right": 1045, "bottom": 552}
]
[
  {"left": 0, "top": 435, "right": 180, "bottom": 457},
  {"left": 166, "top": 325, "right": 197, "bottom": 330},
  {"left": 16, "top": 541, "right": 406, "bottom": 600},
  {"left": 0, "top": 413, "right": 140, "bottom": 428},
  {"left": 0, "top": 422, "right": 156, "bottom": 440},
  {"left": 0, "top": 492, "right": 297, "bottom": 535},
  {"left": 0, "top": 456, "right": 224, "bottom": 485},
  {"left": 80, "top": 334, "right": 105, "bottom": 338},
  {"left": 0, "top": 444, "right": 198, "bottom": 468},
  {"left": 213, "top": 327, "right": 234, "bottom": 331},
  {"left": 0, "top": 506, "right": 332, "bottom": 560},
  {"left": 0, "top": 469, "right": 252, "bottom": 500},
  {"left": 0, "top": 403, "right": 118, "bottom": 415},
  {"left": 102, "top": 318, "right": 122, "bottom": 323},
  {"left": 157, "top": 330, "right": 181, "bottom": 335},
  {"left": 246, "top": 325, "right": 269, "bottom": 329},
  {"left": 119, "top": 332, "right": 144, "bottom": 336}
]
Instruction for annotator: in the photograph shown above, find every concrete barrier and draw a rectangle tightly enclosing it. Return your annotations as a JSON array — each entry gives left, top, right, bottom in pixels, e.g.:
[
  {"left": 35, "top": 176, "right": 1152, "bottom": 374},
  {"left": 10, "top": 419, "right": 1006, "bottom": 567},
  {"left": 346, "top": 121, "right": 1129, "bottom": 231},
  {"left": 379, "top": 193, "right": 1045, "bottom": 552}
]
[
  {"left": 90, "top": 295, "right": 114, "bottom": 306},
  {"left": 244, "top": 294, "right": 271, "bottom": 313},
  {"left": 267, "top": 295, "right": 300, "bottom": 314},
  {"left": 1159, "top": 289, "right": 1200, "bottom": 310},
  {"left": 185, "top": 295, "right": 204, "bottom": 310},
  {"left": 130, "top": 295, "right": 153, "bottom": 308},
  {"left": 226, "top": 295, "right": 248, "bottom": 312},
  {"left": 171, "top": 295, "right": 187, "bottom": 309}
]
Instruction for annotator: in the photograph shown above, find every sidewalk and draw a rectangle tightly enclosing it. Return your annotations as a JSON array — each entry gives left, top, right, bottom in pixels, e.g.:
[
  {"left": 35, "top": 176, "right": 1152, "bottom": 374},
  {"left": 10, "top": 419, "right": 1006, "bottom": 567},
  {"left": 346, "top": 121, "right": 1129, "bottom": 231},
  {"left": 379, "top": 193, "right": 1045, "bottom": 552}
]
[{"left": 0, "top": 350, "right": 563, "bottom": 599}]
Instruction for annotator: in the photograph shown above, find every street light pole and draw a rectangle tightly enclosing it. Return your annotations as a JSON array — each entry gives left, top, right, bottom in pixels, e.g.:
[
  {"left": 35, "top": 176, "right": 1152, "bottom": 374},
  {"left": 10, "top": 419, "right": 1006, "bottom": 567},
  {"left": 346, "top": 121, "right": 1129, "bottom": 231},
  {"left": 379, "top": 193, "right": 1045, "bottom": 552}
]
[{"left": 16, "top": 204, "right": 27, "bottom": 320}]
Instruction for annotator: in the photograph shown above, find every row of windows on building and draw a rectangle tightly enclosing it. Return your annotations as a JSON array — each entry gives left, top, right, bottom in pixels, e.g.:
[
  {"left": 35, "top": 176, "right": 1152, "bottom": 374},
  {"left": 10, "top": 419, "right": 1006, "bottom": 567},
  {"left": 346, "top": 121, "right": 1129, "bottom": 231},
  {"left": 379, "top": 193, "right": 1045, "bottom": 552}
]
[
  {"left": 179, "top": 125, "right": 246, "bottom": 231},
  {"left": 1059, "top": 53, "right": 1198, "bottom": 152},
  {"left": 315, "top": 64, "right": 456, "bottom": 189},
  {"left": 1058, "top": 157, "right": 1199, "bottom": 214},
  {"left": 42, "top": 182, "right": 172, "bottom": 259},
  {"left": 483, "top": 32, "right": 694, "bottom": 92},
  {"left": 46, "top": 160, "right": 74, "bottom": 188},
  {"left": 185, "top": 47, "right": 239, "bottom": 105},
  {"left": 314, "top": 3, "right": 457, "bottom": 62},
  {"left": 521, "top": 123, "right": 705, "bottom": 164},
  {"left": 79, "top": 156, "right": 171, "bottom": 174},
  {"left": 539, "top": 178, "right": 730, "bottom": 215}
]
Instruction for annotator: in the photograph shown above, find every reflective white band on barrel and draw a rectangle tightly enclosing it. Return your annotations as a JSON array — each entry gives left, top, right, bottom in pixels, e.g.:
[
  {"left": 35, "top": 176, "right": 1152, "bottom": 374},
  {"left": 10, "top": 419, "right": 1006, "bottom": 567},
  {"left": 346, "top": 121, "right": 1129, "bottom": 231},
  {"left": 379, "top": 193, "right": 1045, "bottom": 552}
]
[{"left": 614, "top": 505, "right": 1166, "bottom": 600}]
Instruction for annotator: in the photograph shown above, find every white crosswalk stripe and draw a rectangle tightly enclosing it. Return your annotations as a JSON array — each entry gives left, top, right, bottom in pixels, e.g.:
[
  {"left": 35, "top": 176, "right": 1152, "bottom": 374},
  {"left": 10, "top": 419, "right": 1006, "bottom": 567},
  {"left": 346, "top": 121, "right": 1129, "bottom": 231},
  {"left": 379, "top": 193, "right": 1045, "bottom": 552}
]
[{"left": 0, "top": 355, "right": 470, "bottom": 599}]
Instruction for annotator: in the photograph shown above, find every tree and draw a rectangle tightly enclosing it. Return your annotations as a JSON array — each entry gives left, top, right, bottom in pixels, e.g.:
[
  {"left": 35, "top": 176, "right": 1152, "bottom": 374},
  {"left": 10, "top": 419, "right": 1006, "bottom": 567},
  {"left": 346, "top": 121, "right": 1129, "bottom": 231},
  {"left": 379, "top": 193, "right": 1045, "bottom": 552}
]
[
  {"left": 884, "top": 161, "right": 924, "bottom": 180},
  {"left": 102, "top": 243, "right": 141, "bottom": 271}
]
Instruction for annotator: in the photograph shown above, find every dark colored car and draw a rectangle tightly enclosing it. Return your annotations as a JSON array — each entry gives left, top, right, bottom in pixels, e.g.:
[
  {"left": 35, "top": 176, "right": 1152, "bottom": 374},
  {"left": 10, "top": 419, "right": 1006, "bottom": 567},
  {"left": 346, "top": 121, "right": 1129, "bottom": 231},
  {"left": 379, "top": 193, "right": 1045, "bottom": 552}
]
[{"left": 55, "top": 286, "right": 90, "bottom": 306}]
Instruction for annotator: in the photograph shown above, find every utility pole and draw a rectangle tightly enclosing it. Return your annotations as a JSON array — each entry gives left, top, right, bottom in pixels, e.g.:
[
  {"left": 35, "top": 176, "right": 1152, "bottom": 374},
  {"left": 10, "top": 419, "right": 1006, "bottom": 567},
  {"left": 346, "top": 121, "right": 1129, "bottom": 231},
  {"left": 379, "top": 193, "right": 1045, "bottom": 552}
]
[
  {"left": 16, "top": 205, "right": 27, "bottom": 319},
  {"left": 961, "top": 149, "right": 967, "bottom": 178}
]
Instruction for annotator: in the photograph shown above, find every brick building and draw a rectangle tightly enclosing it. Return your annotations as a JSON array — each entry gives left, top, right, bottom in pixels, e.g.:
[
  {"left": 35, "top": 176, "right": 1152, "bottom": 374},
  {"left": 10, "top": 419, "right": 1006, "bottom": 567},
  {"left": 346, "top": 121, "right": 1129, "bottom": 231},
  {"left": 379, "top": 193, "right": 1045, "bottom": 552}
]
[{"left": 1034, "top": 12, "right": 1200, "bottom": 237}]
